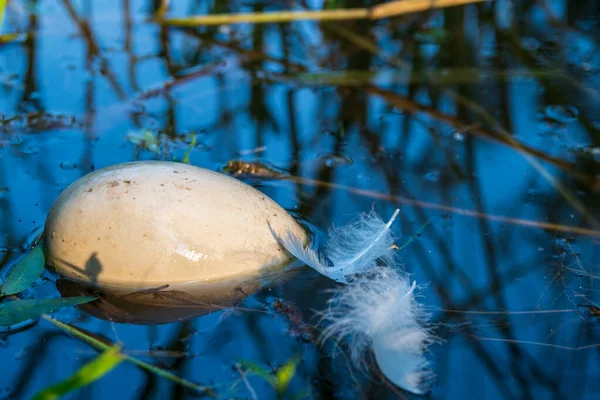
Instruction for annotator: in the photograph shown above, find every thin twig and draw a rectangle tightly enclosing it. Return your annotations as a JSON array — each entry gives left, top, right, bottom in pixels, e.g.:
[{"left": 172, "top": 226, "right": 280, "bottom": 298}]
[
  {"left": 368, "top": 86, "right": 594, "bottom": 186},
  {"left": 279, "top": 175, "right": 600, "bottom": 237},
  {"left": 235, "top": 363, "right": 258, "bottom": 400},
  {"left": 473, "top": 336, "right": 600, "bottom": 351},
  {"left": 162, "top": 9, "right": 369, "bottom": 26},
  {"left": 60, "top": 0, "right": 126, "bottom": 100},
  {"left": 76, "top": 348, "right": 195, "bottom": 358},
  {"left": 442, "top": 308, "right": 575, "bottom": 315}
]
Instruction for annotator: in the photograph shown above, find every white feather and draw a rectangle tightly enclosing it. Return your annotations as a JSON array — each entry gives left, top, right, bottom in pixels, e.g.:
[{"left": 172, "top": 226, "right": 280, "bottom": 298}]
[
  {"left": 319, "top": 268, "right": 436, "bottom": 394},
  {"left": 280, "top": 209, "right": 400, "bottom": 283}
]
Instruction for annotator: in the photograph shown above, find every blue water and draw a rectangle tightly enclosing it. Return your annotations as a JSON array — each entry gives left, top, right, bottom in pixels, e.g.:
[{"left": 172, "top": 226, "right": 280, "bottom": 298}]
[{"left": 2, "top": 0, "right": 600, "bottom": 399}]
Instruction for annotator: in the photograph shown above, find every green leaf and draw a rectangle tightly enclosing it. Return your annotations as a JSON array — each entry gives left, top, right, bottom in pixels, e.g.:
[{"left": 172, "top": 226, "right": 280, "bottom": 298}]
[
  {"left": 0, "top": 297, "right": 95, "bottom": 326},
  {"left": 32, "top": 345, "right": 123, "bottom": 400},
  {"left": 0, "top": 0, "right": 7, "bottom": 30},
  {"left": 239, "top": 357, "right": 301, "bottom": 397},
  {"left": 274, "top": 357, "right": 300, "bottom": 396},
  {"left": 0, "top": 246, "right": 45, "bottom": 296},
  {"left": 0, "top": 32, "right": 22, "bottom": 45}
]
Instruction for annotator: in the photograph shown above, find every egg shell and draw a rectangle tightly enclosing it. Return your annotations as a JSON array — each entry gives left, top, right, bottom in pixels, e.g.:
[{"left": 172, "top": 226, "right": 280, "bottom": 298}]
[{"left": 44, "top": 161, "right": 307, "bottom": 291}]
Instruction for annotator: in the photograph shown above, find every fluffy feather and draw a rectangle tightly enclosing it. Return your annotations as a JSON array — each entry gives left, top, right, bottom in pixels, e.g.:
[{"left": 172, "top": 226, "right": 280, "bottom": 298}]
[
  {"left": 280, "top": 209, "right": 400, "bottom": 283},
  {"left": 319, "top": 268, "right": 436, "bottom": 394}
]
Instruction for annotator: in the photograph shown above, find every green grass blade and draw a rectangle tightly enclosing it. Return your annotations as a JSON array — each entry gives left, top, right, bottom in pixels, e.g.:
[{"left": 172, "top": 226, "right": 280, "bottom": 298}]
[
  {"left": 238, "top": 360, "right": 276, "bottom": 386},
  {"left": 32, "top": 345, "right": 123, "bottom": 400},
  {"left": 43, "top": 316, "right": 216, "bottom": 397},
  {"left": 397, "top": 218, "right": 433, "bottom": 251},
  {"left": 182, "top": 134, "right": 197, "bottom": 164},
  {"left": 0, "top": 297, "right": 95, "bottom": 326},
  {"left": 239, "top": 357, "right": 300, "bottom": 397},
  {"left": 0, "top": 246, "right": 45, "bottom": 296}
]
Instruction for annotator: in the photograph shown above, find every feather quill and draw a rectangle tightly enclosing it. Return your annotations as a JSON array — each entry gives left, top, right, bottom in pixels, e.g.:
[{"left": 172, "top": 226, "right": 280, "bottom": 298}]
[
  {"left": 280, "top": 209, "right": 400, "bottom": 282},
  {"left": 319, "top": 267, "right": 436, "bottom": 394}
]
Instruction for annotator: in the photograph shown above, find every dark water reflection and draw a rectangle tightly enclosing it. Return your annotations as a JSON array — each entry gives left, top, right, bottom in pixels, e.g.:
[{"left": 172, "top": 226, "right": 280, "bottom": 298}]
[{"left": 2, "top": 0, "right": 600, "bottom": 399}]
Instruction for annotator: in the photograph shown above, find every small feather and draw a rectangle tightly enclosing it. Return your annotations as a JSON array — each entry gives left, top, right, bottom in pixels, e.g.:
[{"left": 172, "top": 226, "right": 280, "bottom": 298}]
[
  {"left": 280, "top": 230, "right": 329, "bottom": 273},
  {"left": 325, "top": 209, "right": 400, "bottom": 277},
  {"left": 319, "top": 268, "right": 436, "bottom": 394},
  {"left": 280, "top": 209, "right": 400, "bottom": 283}
]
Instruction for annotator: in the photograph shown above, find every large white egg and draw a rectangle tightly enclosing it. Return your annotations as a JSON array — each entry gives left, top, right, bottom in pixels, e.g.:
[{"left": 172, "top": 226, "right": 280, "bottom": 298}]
[{"left": 44, "top": 161, "right": 307, "bottom": 323}]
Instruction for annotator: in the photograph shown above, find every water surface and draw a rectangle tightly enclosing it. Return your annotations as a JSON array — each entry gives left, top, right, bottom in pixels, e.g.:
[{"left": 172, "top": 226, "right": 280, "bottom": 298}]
[{"left": 1, "top": 1, "right": 600, "bottom": 399}]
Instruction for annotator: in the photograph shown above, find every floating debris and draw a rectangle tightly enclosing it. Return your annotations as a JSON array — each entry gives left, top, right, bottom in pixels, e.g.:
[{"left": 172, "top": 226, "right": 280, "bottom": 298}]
[
  {"left": 544, "top": 105, "right": 579, "bottom": 123},
  {"left": 60, "top": 162, "right": 77, "bottom": 170},
  {"left": 222, "top": 160, "right": 288, "bottom": 179},
  {"left": 452, "top": 130, "right": 465, "bottom": 141},
  {"left": 126, "top": 129, "right": 160, "bottom": 155},
  {"left": 21, "top": 145, "right": 40, "bottom": 155},
  {"left": 424, "top": 170, "right": 440, "bottom": 182},
  {"left": 271, "top": 298, "right": 316, "bottom": 343},
  {"left": 318, "top": 153, "right": 354, "bottom": 168},
  {"left": 0, "top": 111, "right": 81, "bottom": 133}
]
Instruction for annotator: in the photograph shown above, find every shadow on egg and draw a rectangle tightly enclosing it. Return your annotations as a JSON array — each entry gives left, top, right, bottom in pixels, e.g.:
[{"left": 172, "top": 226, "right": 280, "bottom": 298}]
[{"left": 55, "top": 275, "right": 263, "bottom": 325}]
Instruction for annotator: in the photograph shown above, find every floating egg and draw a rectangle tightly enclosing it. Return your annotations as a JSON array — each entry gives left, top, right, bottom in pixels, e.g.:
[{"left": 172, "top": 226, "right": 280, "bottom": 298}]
[{"left": 44, "top": 161, "right": 308, "bottom": 323}]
